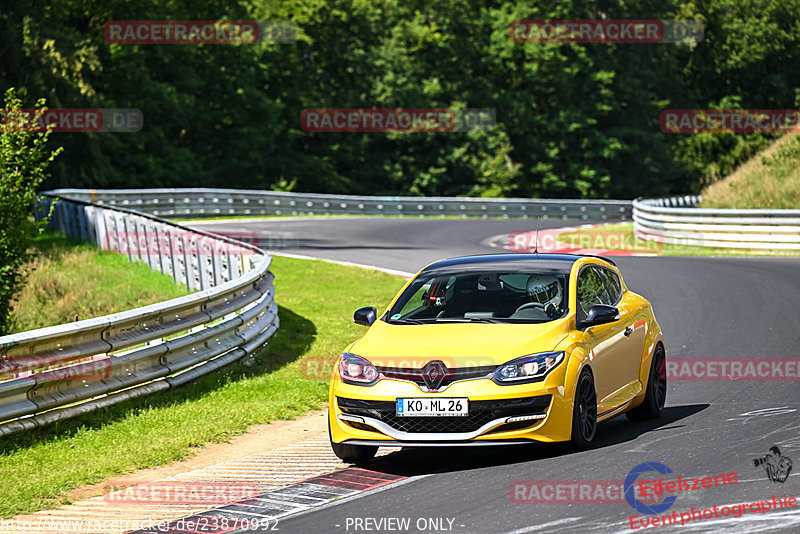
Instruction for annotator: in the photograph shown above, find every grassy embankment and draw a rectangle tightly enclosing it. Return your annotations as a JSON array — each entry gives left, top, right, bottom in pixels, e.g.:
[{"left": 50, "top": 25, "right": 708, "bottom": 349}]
[
  {"left": 0, "top": 235, "right": 405, "bottom": 518},
  {"left": 557, "top": 134, "right": 800, "bottom": 256},
  {"left": 700, "top": 134, "right": 800, "bottom": 209},
  {"left": 8, "top": 233, "right": 190, "bottom": 332}
]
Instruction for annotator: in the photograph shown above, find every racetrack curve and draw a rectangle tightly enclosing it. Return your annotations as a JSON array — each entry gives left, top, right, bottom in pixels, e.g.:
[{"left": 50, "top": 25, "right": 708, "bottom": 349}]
[{"left": 191, "top": 217, "right": 800, "bottom": 534}]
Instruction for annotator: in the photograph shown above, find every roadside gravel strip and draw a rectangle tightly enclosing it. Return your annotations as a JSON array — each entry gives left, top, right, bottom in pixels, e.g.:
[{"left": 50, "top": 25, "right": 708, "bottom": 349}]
[
  {"left": 6, "top": 432, "right": 402, "bottom": 534},
  {"left": 131, "top": 466, "right": 408, "bottom": 534}
]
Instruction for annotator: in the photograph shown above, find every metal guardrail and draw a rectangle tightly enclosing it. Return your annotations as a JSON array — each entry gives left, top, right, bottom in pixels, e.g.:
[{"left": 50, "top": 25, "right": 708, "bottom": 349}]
[
  {"left": 0, "top": 193, "right": 278, "bottom": 436},
  {"left": 634, "top": 196, "right": 800, "bottom": 250},
  {"left": 46, "top": 188, "right": 633, "bottom": 221}
]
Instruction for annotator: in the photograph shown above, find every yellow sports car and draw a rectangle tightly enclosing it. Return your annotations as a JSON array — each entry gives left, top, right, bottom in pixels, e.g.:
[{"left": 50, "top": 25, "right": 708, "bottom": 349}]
[{"left": 328, "top": 253, "right": 666, "bottom": 462}]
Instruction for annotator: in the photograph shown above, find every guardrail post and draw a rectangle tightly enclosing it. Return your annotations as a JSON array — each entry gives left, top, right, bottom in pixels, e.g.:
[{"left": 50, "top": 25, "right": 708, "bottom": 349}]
[
  {"left": 185, "top": 236, "right": 199, "bottom": 291},
  {"left": 211, "top": 249, "right": 224, "bottom": 285},
  {"left": 94, "top": 207, "right": 108, "bottom": 249},
  {"left": 170, "top": 229, "right": 186, "bottom": 287},
  {"left": 153, "top": 223, "right": 168, "bottom": 276},
  {"left": 145, "top": 220, "right": 158, "bottom": 271},
  {"left": 227, "top": 250, "right": 238, "bottom": 280},
  {"left": 83, "top": 205, "right": 96, "bottom": 243},
  {"left": 198, "top": 236, "right": 210, "bottom": 290}
]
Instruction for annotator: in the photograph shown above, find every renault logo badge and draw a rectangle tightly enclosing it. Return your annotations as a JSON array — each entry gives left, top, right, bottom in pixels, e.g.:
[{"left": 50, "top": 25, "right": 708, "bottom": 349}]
[{"left": 422, "top": 360, "right": 447, "bottom": 390}]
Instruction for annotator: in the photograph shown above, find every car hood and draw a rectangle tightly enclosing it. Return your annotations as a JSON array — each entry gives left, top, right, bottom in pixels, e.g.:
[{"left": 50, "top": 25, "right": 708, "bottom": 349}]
[{"left": 350, "top": 319, "right": 571, "bottom": 368}]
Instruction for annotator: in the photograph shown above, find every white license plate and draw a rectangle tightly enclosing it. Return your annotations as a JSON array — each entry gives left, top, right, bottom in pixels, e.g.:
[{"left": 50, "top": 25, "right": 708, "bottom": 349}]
[{"left": 396, "top": 398, "right": 468, "bottom": 417}]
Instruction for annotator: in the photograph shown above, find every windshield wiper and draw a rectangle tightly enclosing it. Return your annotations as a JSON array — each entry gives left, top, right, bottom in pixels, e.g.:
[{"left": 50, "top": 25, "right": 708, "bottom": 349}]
[
  {"left": 433, "top": 317, "right": 507, "bottom": 323},
  {"left": 386, "top": 318, "right": 427, "bottom": 324}
]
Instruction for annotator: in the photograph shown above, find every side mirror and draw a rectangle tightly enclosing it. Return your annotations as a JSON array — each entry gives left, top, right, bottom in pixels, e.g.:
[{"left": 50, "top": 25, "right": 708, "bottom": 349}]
[
  {"left": 353, "top": 306, "right": 377, "bottom": 326},
  {"left": 583, "top": 304, "right": 619, "bottom": 328}
]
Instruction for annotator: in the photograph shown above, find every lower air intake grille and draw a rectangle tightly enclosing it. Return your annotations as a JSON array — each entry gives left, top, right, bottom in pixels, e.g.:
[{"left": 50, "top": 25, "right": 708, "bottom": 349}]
[{"left": 338, "top": 395, "right": 551, "bottom": 434}]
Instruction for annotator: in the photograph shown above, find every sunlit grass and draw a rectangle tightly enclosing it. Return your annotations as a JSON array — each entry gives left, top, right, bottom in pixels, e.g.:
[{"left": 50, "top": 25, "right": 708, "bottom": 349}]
[{"left": 9, "top": 233, "right": 190, "bottom": 333}]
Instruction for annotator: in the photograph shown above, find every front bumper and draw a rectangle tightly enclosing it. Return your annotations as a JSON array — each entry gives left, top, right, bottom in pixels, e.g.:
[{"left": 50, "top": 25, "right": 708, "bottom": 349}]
[
  {"left": 329, "top": 376, "right": 575, "bottom": 445},
  {"left": 338, "top": 395, "right": 551, "bottom": 441}
]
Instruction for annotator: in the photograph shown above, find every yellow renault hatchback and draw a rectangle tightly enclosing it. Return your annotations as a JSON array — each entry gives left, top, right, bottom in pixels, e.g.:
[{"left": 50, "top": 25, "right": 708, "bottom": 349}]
[{"left": 328, "top": 254, "right": 666, "bottom": 462}]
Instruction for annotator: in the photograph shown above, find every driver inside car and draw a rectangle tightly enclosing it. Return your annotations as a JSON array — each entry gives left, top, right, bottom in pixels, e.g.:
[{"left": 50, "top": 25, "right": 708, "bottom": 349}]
[{"left": 521, "top": 274, "right": 563, "bottom": 319}]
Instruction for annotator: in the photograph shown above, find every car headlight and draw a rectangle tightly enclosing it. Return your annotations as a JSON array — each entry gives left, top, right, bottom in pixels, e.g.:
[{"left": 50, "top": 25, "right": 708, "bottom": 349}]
[
  {"left": 338, "top": 353, "right": 380, "bottom": 385},
  {"left": 493, "top": 351, "right": 565, "bottom": 384}
]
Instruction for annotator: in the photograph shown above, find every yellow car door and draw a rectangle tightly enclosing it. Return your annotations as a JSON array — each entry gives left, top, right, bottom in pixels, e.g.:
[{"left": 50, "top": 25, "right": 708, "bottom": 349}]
[
  {"left": 577, "top": 265, "right": 642, "bottom": 415},
  {"left": 602, "top": 268, "right": 647, "bottom": 391}
]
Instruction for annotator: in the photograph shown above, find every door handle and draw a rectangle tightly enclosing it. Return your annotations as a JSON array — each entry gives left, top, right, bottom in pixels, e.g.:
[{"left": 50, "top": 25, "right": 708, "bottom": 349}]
[{"left": 624, "top": 326, "right": 633, "bottom": 336}]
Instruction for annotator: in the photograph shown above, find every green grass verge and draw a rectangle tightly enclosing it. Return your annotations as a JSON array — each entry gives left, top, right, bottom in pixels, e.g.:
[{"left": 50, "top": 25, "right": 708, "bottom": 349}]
[
  {"left": 557, "top": 223, "right": 800, "bottom": 257},
  {"left": 700, "top": 134, "right": 800, "bottom": 209},
  {"left": 9, "top": 233, "right": 190, "bottom": 333},
  {"left": 0, "top": 255, "right": 405, "bottom": 518}
]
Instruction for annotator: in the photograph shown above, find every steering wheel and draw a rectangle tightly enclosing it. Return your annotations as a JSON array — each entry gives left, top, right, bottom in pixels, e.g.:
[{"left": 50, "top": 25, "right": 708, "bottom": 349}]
[{"left": 515, "top": 301, "right": 545, "bottom": 313}]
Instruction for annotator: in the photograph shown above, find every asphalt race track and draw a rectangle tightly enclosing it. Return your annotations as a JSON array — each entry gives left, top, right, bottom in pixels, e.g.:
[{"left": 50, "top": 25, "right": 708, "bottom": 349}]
[{"left": 193, "top": 218, "right": 800, "bottom": 534}]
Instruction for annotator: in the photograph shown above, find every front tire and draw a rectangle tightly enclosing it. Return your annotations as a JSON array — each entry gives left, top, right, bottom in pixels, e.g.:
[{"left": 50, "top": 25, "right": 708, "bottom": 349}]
[
  {"left": 328, "top": 418, "right": 378, "bottom": 463},
  {"left": 627, "top": 344, "right": 666, "bottom": 421},
  {"left": 570, "top": 368, "right": 597, "bottom": 450},
  {"left": 331, "top": 441, "right": 378, "bottom": 463}
]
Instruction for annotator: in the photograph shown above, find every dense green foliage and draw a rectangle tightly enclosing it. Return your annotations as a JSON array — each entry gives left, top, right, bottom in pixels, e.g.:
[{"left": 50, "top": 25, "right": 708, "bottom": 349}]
[
  {"left": 0, "top": 89, "right": 61, "bottom": 334},
  {"left": 1, "top": 0, "right": 797, "bottom": 199}
]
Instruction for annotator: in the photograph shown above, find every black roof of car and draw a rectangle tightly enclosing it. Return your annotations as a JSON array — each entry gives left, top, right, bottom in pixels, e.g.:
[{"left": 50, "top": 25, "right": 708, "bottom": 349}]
[{"left": 420, "top": 253, "right": 616, "bottom": 274}]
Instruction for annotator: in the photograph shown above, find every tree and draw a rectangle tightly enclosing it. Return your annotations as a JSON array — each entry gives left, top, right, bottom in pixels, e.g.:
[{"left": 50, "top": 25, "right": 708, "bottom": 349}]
[{"left": 0, "top": 88, "right": 63, "bottom": 334}]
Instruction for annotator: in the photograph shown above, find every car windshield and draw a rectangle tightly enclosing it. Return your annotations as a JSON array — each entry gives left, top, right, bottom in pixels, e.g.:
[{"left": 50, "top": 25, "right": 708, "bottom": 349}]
[{"left": 385, "top": 270, "right": 569, "bottom": 324}]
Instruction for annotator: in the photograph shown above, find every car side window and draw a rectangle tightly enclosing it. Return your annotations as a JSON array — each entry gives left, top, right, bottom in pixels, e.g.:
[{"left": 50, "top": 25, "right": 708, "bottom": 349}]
[
  {"left": 599, "top": 268, "right": 622, "bottom": 304},
  {"left": 577, "top": 266, "right": 610, "bottom": 319}
]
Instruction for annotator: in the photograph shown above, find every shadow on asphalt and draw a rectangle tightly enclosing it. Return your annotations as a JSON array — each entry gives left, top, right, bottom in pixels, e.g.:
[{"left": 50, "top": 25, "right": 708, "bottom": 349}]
[{"left": 356, "top": 403, "right": 709, "bottom": 477}]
